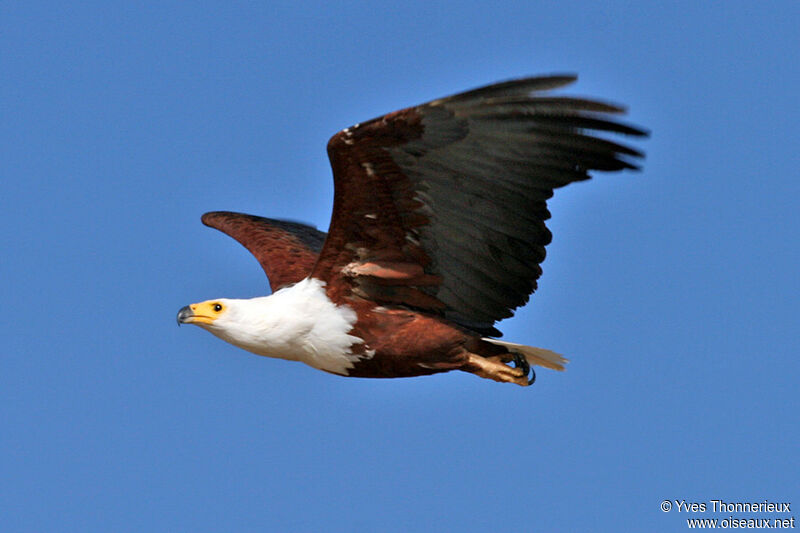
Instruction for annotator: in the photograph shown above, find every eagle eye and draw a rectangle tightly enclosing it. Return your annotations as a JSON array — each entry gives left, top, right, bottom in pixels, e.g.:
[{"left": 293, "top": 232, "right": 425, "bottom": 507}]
[{"left": 213, "top": 303, "right": 223, "bottom": 312}]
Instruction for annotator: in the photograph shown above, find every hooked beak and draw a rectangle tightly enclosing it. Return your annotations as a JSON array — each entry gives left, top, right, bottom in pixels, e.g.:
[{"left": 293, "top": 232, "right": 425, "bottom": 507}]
[{"left": 176, "top": 305, "right": 194, "bottom": 325}]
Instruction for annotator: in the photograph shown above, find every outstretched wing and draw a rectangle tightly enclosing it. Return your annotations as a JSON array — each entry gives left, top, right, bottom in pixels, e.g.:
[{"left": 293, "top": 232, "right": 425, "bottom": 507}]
[
  {"left": 311, "top": 75, "right": 647, "bottom": 336},
  {"left": 202, "top": 211, "right": 326, "bottom": 292}
]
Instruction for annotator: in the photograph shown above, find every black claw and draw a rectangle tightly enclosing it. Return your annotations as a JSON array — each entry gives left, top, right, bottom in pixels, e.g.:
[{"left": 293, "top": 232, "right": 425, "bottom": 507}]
[
  {"left": 512, "top": 353, "right": 535, "bottom": 385},
  {"left": 512, "top": 352, "right": 529, "bottom": 376}
]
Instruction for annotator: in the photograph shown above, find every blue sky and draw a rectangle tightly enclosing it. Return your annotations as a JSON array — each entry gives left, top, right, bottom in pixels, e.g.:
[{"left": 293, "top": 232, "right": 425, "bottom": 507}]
[{"left": 2, "top": 1, "right": 798, "bottom": 531}]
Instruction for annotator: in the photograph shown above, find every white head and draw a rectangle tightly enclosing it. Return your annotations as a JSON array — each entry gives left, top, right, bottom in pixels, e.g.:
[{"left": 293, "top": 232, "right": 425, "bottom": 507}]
[
  {"left": 176, "top": 278, "right": 366, "bottom": 373},
  {"left": 178, "top": 298, "right": 254, "bottom": 349},
  {"left": 176, "top": 297, "right": 280, "bottom": 356}
]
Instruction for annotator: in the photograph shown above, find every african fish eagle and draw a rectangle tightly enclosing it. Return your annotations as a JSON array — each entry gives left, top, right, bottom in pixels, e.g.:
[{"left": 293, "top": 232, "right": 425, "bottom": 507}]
[{"left": 177, "top": 75, "right": 646, "bottom": 386}]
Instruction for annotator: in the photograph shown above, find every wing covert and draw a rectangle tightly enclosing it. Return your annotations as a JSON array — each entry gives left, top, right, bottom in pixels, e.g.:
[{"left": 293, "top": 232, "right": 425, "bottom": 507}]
[{"left": 202, "top": 211, "right": 326, "bottom": 292}]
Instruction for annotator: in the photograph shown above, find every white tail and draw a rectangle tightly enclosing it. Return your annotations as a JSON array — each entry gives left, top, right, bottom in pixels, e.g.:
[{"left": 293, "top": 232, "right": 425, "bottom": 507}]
[{"left": 482, "top": 339, "right": 568, "bottom": 371}]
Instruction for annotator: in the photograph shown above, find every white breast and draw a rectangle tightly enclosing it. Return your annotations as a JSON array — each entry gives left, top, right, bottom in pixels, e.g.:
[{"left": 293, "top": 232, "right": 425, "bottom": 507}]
[{"left": 210, "top": 278, "right": 370, "bottom": 375}]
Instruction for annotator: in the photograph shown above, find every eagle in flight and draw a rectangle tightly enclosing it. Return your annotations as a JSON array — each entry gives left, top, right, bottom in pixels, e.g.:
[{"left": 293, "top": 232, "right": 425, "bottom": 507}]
[{"left": 177, "top": 75, "right": 646, "bottom": 386}]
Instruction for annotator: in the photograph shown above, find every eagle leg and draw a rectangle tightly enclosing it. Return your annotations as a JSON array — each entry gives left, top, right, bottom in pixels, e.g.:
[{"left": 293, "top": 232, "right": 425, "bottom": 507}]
[{"left": 462, "top": 353, "right": 531, "bottom": 387}]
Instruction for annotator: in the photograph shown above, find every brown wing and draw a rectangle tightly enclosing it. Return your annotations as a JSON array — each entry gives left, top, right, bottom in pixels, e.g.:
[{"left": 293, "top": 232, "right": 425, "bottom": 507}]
[
  {"left": 312, "top": 75, "right": 647, "bottom": 336},
  {"left": 202, "top": 211, "right": 326, "bottom": 292}
]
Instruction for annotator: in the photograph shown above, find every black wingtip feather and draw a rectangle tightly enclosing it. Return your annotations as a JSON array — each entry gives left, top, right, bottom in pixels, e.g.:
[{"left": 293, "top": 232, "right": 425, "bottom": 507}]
[{"left": 435, "top": 74, "right": 579, "bottom": 106}]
